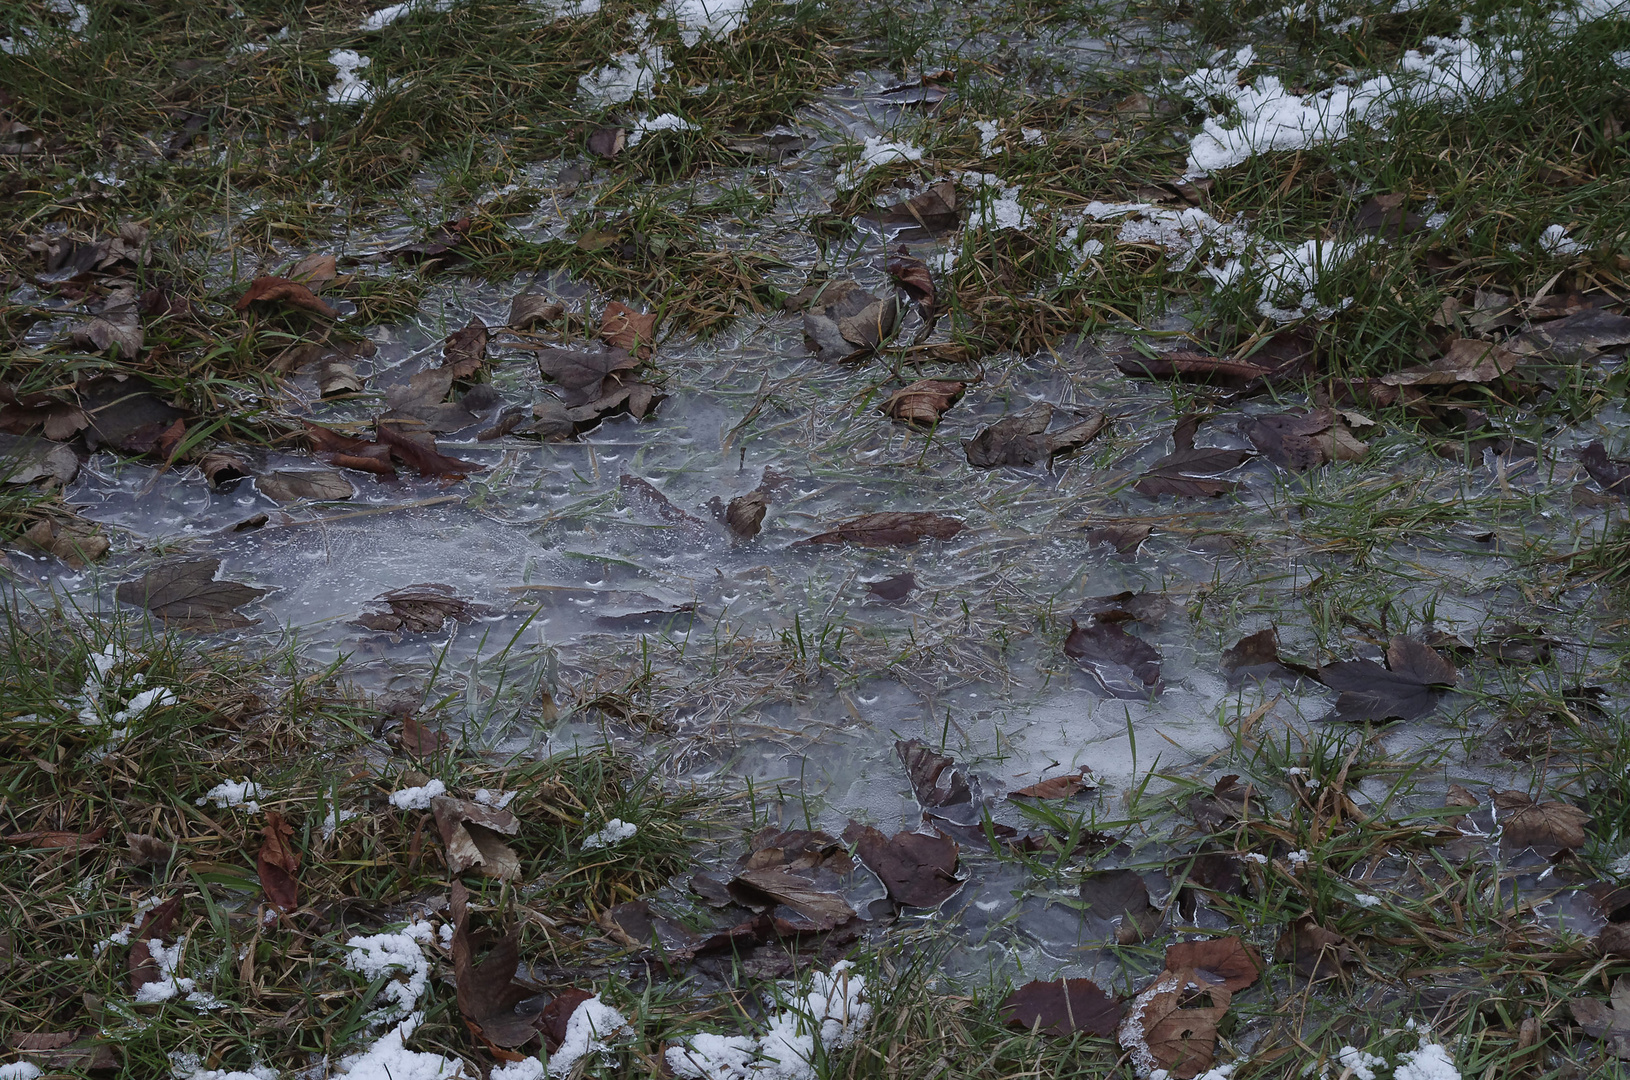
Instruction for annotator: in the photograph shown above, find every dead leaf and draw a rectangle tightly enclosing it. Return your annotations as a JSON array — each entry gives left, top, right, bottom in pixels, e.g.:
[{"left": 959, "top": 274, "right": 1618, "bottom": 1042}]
[
  {"left": 803, "top": 281, "right": 899, "bottom": 361},
  {"left": 71, "top": 309, "right": 143, "bottom": 358},
  {"left": 398, "top": 713, "right": 448, "bottom": 756},
  {"left": 882, "top": 379, "right": 964, "bottom": 427},
  {"left": 1317, "top": 635, "right": 1457, "bottom": 722},
  {"left": 601, "top": 302, "right": 658, "bottom": 359},
  {"left": 0, "top": 435, "right": 78, "bottom": 487},
  {"left": 598, "top": 900, "right": 702, "bottom": 953},
  {"left": 867, "top": 180, "right": 959, "bottom": 232},
  {"left": 382, "top": 368, "right": 476, "bottom": 432},
  {"left": 1493, "top": 791, "right": 1590, "bottom": 853},
  {"left": 449, "top": 882, "right": 546, "bottom": 1048},
  {"left": 1221, "top": 628, "right": 1318, "bottom": 684},
  {"left": 1578, "top": 442, "right": 1630, "bottom": 498},
  {"left": 257, "top": 470, "right": 355, "bottom": 504},
  {"left": 1000, "top": 978, "right": 1122, "bottom": 1037},
  {"left": 199, "top": 452, "right": 249, "bottom": 491},
  {"left": 1065, "top": 620, "right": 1161, "bottom": 698},
  {"left": 129, "top": 898, "right": 183, "bottom": 995},
  {"left": 1244, "top": 408, "right": 1368, "bottom": 471},
  {"left": 1084, "top": 521, "right": 1151, "bottom": 554},
  {"left": 797, "top": 511, "right": 964, "bottom": 547},
  {"left": 78, "top": 376, "right": 186, "bottom": 455},
  {"left": 256, "top": 812, "right": 300, "bottom": 911},
  {"left": 388, "top": 217, "right": 473, "bottom": 266},
  {"left": 1510, "top": 308, "right": 1630, "bottom": 362},
  {"left": 726, "top": 490, "right": 768, "bottom": 539},
  {"left": 233, "top": 276, "right": 337, "bottom": 319},
  {"left": 868, "top": 572, "right": 915, "bottom": 601},
  {"left": 1009, "top": 767, "right": 1093, "bottom": 801},
  {"left": 726, "top": 829, "right": 858, "bottom": 930},
  {"left": 1382, "top": 337, "right": 1520, "bottom": 386},
  {"left": 620, "top": 473, "right": 706, "bottom": 531},
  {"left": 963, "top": 402, "right": 1106, "bottom": 468},
  {"left": 316, "top": 361, "right": 365, "bottom": 398},
  {"left": 1353, "top": 193, "right": 1426, "bottom": 238},
  {"left": 1574, "top": 977, "right": 1630, "bottom": 1058},
  {"left": 357, "top": 584, "right": 485, "bottom": 633},
  {"left": 1, "top": 826, "right": 108, "bottom": 850},
  {"left": 115, "top": 558, "right": 265, "bottom": 630},
  {"left": 886, "top": 252, "right": 936, "bottom": 314},
  {"left": 375, "top": 422, "right": 485, "bottom": 477},
  {"left": 1122, "top": 971, "right": 1232, "bottom": 1079},
  {"left": 1188, "top": 776, "right": 1254, "bottom": 832},
  {"left": 1078, "top": 868, "right": 1161, "bottom": 944},
  {"left": 508, "top": 292, "right": 564, "bottom": 331},
  {"left": 842, "top": 821, "right": 961, "bottom": 907},
  {"left": 1163, "top": 936, "right": 1263, "bottom": 992},
  {"left": 0, "top": 389, "right": 89, "bottom": 441},
  {"left": 1134, "top": 418, "right": 1252, "bottom": 497},
  {"left": 896, "top": 739, "right": 980, "bottom": 824},
  {"left": 442, "top": 317, "right": 489, "bottom": 380},
  {"left": 1277, "top": 917, "right": 1354, "bottom": 980},
  {"left": 433, "top": 797, "right": 521, "bottom": 881},
  {"left": 125, "top": 833, "right": 173, "bottom": 866},
  {"left": 1112, "top": 348, "right": 1282, "bottom": 388},
  {"left": 287, "top": 253, "right": 337, "bottom": 287},
  {"left": 588, "top": 126, "right": 626, "bottom": 159},
  {"left": 535, "top": 346, "right": 639, "bottom": 406},
  {"left": 16, "top": 518, "right": 108, "bottom": 567}
]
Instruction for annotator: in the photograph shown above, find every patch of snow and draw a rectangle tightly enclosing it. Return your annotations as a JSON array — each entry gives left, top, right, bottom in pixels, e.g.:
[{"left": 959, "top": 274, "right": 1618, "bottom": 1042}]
[
  {"left": 472, "top": 788, "right": 517, "bottom": 809},
  {"left": 343, "top": 925, "right": 432, "bottom": 1022},
  {"left": 1285, "top": 849, "right": 1311, "bottom": 868},
  {"left": 133, "top": 935, "right": 220, "bottom": 1010},
  {"left": 526, "top": 0, "right": 601, "bottom": 18},
  {"left": 628, "top": 112, "right": 699, "bottom": 146},
  {"left": 358, "top": 0, "right": 457, "bottom": 31},
  {"left": 490, "top": 1059, "right": 546, "bottom": 1080},
  {"left": 1393, "top": 1035, "right": 1461, "bottom": 1080},
  {"left": 335, "top": 1015, "right": 467, "bottom": 1079},
  {"left": 1336, "top": 1046, "right": 1384, "bottom": 1080},
  {"left": 578, "top": 46, "right": 670, "bottom": 106},
  {"left": 1537, "top": 224, "right": 1584, "bottom": 256},
  {"left": 667, "top": 962, "right": 871, "bottom": 1080},
  {"left": 548, "top": 995, "right": 632, "bottom": 1076},
  {"left": 667, "top": 0, "right": 750, "bottom": 46},
  {"left": 0, "top": 1063, "right": 43, "bottom": 1080},
  {"left": 177, "top": 1069, "right": 278, "bottom": 1080},
  {"left": 974, "top": 119, "right": 1002, "bottom": 155},
  {"left": 198, "top": 779, "right": 265, "bottom": 813},
  {"left": 1352, "top": 893, "right": 1383, "bottom": 908},
  {"left": 837, "top": 136, "right": 924, "bottom": 189},
  {"left": 388, "top": 779, "right": 446, "bottom": 810},
  {"left": 1020, "top": 127, "right": 1045, "bottom": 145},
  {"left": 582, "top": 818, "right": 638, "bottom": 851},
  {"left": 327, "top": 50, "right": 376, "bottom": 105},
  {"left": 1240, "top": 852, "right": 1268, "bottom": 864},
  {"left": 322, "top": 805, "right": 359, "bottom": 841}
]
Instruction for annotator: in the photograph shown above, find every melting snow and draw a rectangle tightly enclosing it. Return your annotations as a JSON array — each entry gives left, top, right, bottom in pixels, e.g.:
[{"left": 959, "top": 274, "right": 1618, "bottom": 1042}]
[
  {"left": 335, "top": 1016, "right": 467, "bottom": 1079},
  {"left": 358, "top": 0, "right": 457, "bottom": 31},
  {"left": 628, "top": 113, "right": 700, "bottom": 146},
  {"left": 1336, "top": 1046, "right": 1385, "bottom": 1080},
  {"left": 388, "top": 779, "right": 447, "bottom": 810},
  {"left": 667, "top": 0, "right": 751, "bottom": 46},
  {"left": 0, "top": 1065, "right": 43, "bottom": 1080},
  {"left": 582, "top": 818, "right": 638, "bottom": 850},
  {"left": 198, "top": 779, "right": 265, "bottom": 813},
  {"left": 578, "top": 46, "right": 671, "bottom": 106},
  {"left": 1537, "top": 224, "right": 1584, "bottom": 256},
  {"left": 327, "top": 50, "right": 376, "bottom": 105},
  {"left": 667, "top": 962, "right": 872, "bottom": 1080},
  {"left": 472, "top": 788, "right": 517, "bottom": 809},
  {"left": 836, "top": 136, "right": 924, "bottom": 188}
]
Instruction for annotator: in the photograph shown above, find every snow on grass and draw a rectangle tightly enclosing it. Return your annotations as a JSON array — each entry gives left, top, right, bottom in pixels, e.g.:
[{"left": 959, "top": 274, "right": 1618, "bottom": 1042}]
[
  {"left": 667, "top": 0, "right": 751, "bottom": 46},
  {"left": 327, "top": 50, "right": 377, "bottom": 105},
  {"left": 1336, "top": 1046, "right": 1385, "bottom": 1080},
  {"left": 472, "top": 788, "right": 517, "bottom": 809},
  {"left": 198, "top": 779, "right": 265, "bottom": 813},
  {"left": 358, "top": 0, "right": 457, "bottom": 31},
  {"left": 628, "top": 113, "right": 700, "bottom": 146},
  {"left": 582, "top": 818, "right": 638, "bottom": 851},
  {"left": 0, "top": 1063, "right": 43, "bottom": 1080},
  {"left": 388, "top": 778, "right": 446, "bottom": 810},
  {"left": 578, "top": 45, "right": 671, "bottom": 106},
  {"left": 547, "top": 995, "right": 633, "bottom": 1075},
  {"left": 666, "top": 962, "right": 871, "bottom": 1080},
  {"left": 132, "top": 935, "right": 224, "bottom": 1010},
  {"left": 334, "top": 1015, "right": 467, "bottom": 1079},
  {"left": 343, "top": 922, "right": 434, "bottom": 1023},
  {"left": 836, "top": 136, "right": 924, "bottom": 189},
  {"left": 1538, "top": 224, "right": 1585, "bottom": 256}
]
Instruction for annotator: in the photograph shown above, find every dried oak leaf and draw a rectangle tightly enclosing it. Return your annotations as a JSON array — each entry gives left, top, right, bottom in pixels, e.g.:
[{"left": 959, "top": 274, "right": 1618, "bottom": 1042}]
[
  {"left": 357, "top": 583, "right": 485, "bottom": 634},
  {"left": 303, "top": 422, "right": 396, "bottom": 475},
  {"left": 508, "top": 292, "right": 564, "bottom": 331},
  {"left": 433, "top": 796, "right": 521, "bottom": 881},
  {"left": 116, "top": 558, "right": 265, "bottom": 630},
  {"left": 1000, "top": 978, "right": 1122, "bottom": 1037},
  {"left": 1277, "top": 917, "right": 1354, "bottom": 981},
  {"left": 535, "top": 346, "right": 639, "bottom": 407},
  {"left": 842, "top": 821, "right": 961, "bottom": 908},
  {"left": 1079, "top": 868, "right": 1161, "bottom": 944},
  {"left": 441, "top": 317, "right": 489, "bottom": 380},
  {"left": 1065, "top": 619, "right": 1161, "bottom": 698},
  {"left": 286, "top": 253, "right": 337, "bottom": 286},
  {"left": 803, "top": 280, "right": 899, "bottom": 362},
  {"left": 963, "top": 402, "right": 1106, "bottom": 468},
  {"left": 233, "top": 276, "right": 337, "bottom": 318},
  {"left": 1493, "top": 790, "right": 1590, "bottom": 853},
  {"left": 449, "top": 882, "right": 546, "bottom": 1049},
  {"left": 1575, "top": 978, "right": 1630, "bottom": 1058},
  {"left": 727, "top": 830, "right": 858, "bottom": 931},
  {"left": 1382, "top": 337, "right": 1520, "bottom": 387},
  {"left": 587, "top": 125, "right": 626, "bottom": 159},
  {"left": 257, "top": 469, "right": 355, "bottom": 504},
  {"left": 797, "top": 511, "right": 964, "bottom": 547},
  {"left": 600, "top": 302, "right": 658, "bottom": 359},
  {"left": 1244, "top": 408, "right": 1368, "bottom": 471},
  {"left": 1221, "top": 628, "right": 1318, "bottom": 685},
  {"left": 1133, "top": 445, "right": 1252, "bottom": 498},
  {"left": 886, "top": 252, "right": 936, "bottom": 314},
  {"left": 881, "top": 379, "right": 964, "bottom": 427},
  {"left": 1317, "top": 635, "right": 1457, "bottom": 723},
  {"left": 1, "top": 826, "right": 108, "bottom": 850},
  {"left": 1009, "top": 767, "right": 1094, "bottom": 801},
  {"left": 256, "top": 811, "right": 300, "bottom": 911}
]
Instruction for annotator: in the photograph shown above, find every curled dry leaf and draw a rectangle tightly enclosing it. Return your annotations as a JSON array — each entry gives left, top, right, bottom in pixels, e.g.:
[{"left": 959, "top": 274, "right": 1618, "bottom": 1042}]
[
  {"left": 1510, "top": 308, "right": 1630, "bottom": 362},
  {"left": 375, "top": 422, "right": 485, "bottom": 477},
  {"left": 1493, "top": 790, "right": 1590, "bottom": 853},
  {"left": 286, "top": 253, "right": 338, "bottom": 286},
  {"left": 0, "top": 434, "right": 78, "bottom": 487},
  {"left": 508, "top": 292, "right": 564, "bottom": 331},
  {"left": 726, "top": 489, "right": 768, "bottom": 539},
  {"left": 1065, "top": 619, "right": 1161, "bottom": 698},
  {"left": 116, "top": 557, "right": 266, "bottom": 630},
  {"left": 233, "top": 276, "right": 338, "bottom": 319},
  {"left": 726, "top": 828, "right": 858, "bottom": 931},
  {"left": 1244, "top": 408, "right": 1368, "bottom": 471},
  {"left": 1112, "top": 348, "right": 1281, "bottom": 388},
  {"left": 1382, "top": 337, "right": 1521, "bottom": 387},
  {"left": 1, "top": 826, "right": 108, "bottom": 850},
  {"left": 1579, "top": 442, "right": 1630, "bottom": 498},
  {"left": 886, "top": 252, "right": 936, "bottom": 312},
  {"left": 797, "top": 511, "right": 964, "bottom": 547},
  {"left": 78, "top": 375, "right": 186, "bottom": 455},
  {"left": 963, "top": 402, "right": 1106, "bottom": 468},
  {"left": 843, "top": 821, "right": 962, "bottom": 907},
  {"left": 257, "top": 469, "right": 355, "bottom": 504},
  {"left": 199, "top": 453, "right": 250, "bottom": 491},
  {"left": 1188, "top": 775, "right": 1253, "bottom": 832},
  {"left": 256, "top": 811, "right": 300, "bottom": 911},
  {"left": 432, "top": 796, "right": 521, "bottom": 881},
  {"left": 303, "top": 422, "right": 396, "bottom": 476},
  {"left": 1221, "top": 627, "right": 1318, "bottom": 685},
  {"left": 882, "top": 379, "right": 965, "bottom": 427},
  {"left": 1009, "top": 767, "right": 1093, "bottom": 801},
  {"left": 601, "top": 301, "right": 658, "bottom": 358},
  {"left": 896, "top": 739, "right": 979, "bottom": 824},
  {"left": 1000, "top": 978, "right": 1122, "bottom": 1037},
  {"left": 17, "top": 518, "right": 109, "bottom": 567},
  {"left": 1084, "top": 521, "right": 1152, "bottom": 554},
  {"left": 317, "top": 361, "right": 365, "bottom": 397},
  {"left": 382, "top": 368, "right": 476, "bottom": 432},
  {"left": 441, "top": 317, "right": 489, "bottom": 380},
  {"left": 1163, "top": 936, "right": 1264, "bottom": 993},
  {"left": 588, "top": 125, "right": 626, "bottom": 159},
  {"left": 803, "top": 280, "right": 900, "bottom": 362},
  {"left": 1277, "top": 917, "right": 1355, "bottom": 980},
  {"left": 1317, "top": 635, "right": 1457, "bottom": 723},
  {"left": 357, "top": 583, "right": 486, "bottom": 634}
]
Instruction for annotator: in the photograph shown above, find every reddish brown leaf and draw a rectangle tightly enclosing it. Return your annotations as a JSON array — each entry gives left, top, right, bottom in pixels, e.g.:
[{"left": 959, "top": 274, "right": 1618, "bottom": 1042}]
[
  {"left": 375, "top": 422, "right": 485, "bottom": 477},
  {"left": 1317, "top": 635, "right": 1457, "bottom": 722},
  {"left": 1079, "top": 868, "right": 1161, "bottom": 943},
  {"left": 1113, "top": 349, "right": 1279, "bottom": 388},
  {"left": 842, "top": 821, "right": 962, "bottom": 908},
  {"left": 1, "top": 826, "right": 108, "bottom": 850},
  {"left": 540, "top": 989, "right": 595, "bottom": 1052},
  {"left": 400, "top": 713, "right": 449, "bottom": 755},
  {"left": 1162, "top": 936, "right": 1263, "bottom": 992},
  {"left": 1276, "top": 917, "right": 1354, "bottom": 980},
  {"left": 256, "top": 811, "right": 299, "bottom": 911},
  {"left": 896, "top": 739, "right": 974, "bottom": 816},
  {"left": 1084, "top": 521, "right": 1152, "bottom": 554},
  {"left": 1133, "top": 422, "right": 1253, "bottom": 498},
  {"left": 881, "top": 379, "right": 964, "bottom": 427},
  {"left": 796, "top": 511, "right": 963, "bottom": 547},
  {"left": 441, "top": 317, "right": 489, "bottom": 379},
  {"left": 1382, "top": 337, "right": 1520, "bottom": 387},
  {"left": 867, "top": 180, "right": 958, "bottom": 232},
  {"left": 886, "top": 253, "right": 936, "bottom": 310},
  {"left": 1065, "top": 620, "right": 1161, "bottom": 698},
  {"left": 964, "top": 403, "right": 1106, "bottom": 468},
  {"left": 1244, "top": 408, "right": 1368, "bottom": 471},
  {"left": 1493, "top": 791, "right": 1590, "bottom": 852},
  {"left": 129, "top": 897, "right": 183, "bottom": 994},
  {"left": 1000, "top": 978, "right": 1122, "bottom": 1037},
  {"left": 601, "top": 302, "right": 658, "bottom": 358},
  {"left": 1121, "top": 971, "right": 1231, "bottom": 1078},
  {"left": 1008, "top": 767, "right": 1093, "bottom": 801},
  {"left": 233, "top": 276, "right": 337, "bottom": 318},
  {"left": 287, "top": 253, "right": 338, "bottom": 286},
  {"left": 358, "top": 584, "right": 485, "bottom": 634},
  {"left": 450, "top": 882, "right": 546, "bottom": 1048}
]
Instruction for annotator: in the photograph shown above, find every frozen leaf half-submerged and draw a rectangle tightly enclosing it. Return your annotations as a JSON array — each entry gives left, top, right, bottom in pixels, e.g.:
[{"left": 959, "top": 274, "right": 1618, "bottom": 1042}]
[
  {"left": 1065, "top": 620, "right": 1161, "bottom": 698},
  {"left": 842, "top": 821, "right": 961, "bottom": 908},
  {"left": 1000, "top": 978, "right": 1122, "bottom": 1037},
  {"left": 116, "top": 558, "right": 266, "bottom": 630},
  {"left": 963, "top": 403, "right": 1106, "bottom": 468},
  {"left": 1317, "top": 635, "right": 1457, "bottom": 722},
  {"left": 798, "top": 511, "right": 964, "bottom": 547}
]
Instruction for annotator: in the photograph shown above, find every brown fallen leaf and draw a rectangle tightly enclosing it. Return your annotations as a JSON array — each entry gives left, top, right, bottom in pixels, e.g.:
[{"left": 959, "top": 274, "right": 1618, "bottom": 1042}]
[
  {"left": 0, "top": 388, "right": 89, "bottom": 441},
  {"left": 16, "top": 518, "right": 109, "bottom": 567},
  {"left": 535, "top": 346, "right": 639, "bottom": 407},
  {"left": 804, "top": 281, "right": 899, "bottom": 362},
  {"left": 1079, "top": 868, "right": 1161, "bottom": 944},
  {"left": 382, "top": 369, "right": 476, "bottom": 432},
  {"left": 1066, "top": 620, "right": 1161, "bottom": 698},
  {"left": 1187, "top": 775, "right": 1254, "bottom": 832},
  {"left": 1009, "top": 767, "right": 1093, "bottom": 801},
  {"left": 0, "top": 434, "right": 78, "bottom": 487},
  {"left": 1134, "top": 417, "right": 1252, "bottom": 498},
  {"left": 1574, "top": 976, "right": 1630, "bottom": 1059},
  {"left": 388, "top": 216, "right": 473, "bottom": 266},
  {"left": 588, "top": 125, "right": 626, "bottom": 159},
  {"left": 797, "top": 511, "right": 964, "bottom": 547},
  {"left": 1112, "top": 348, "right": 1281, "bottom": 388},
  {"left": 1163, "top": 936, "right": 1264, "bottom": 992},
  {"left": 1083, "top": 521, "right": 1152, "bottom": 554},
  {"left": 398, "top": 713, "right": 449, "bottom": 756},
  {"left": 199, "top": 452, "right": 250, "bottom": 491},
  {"left": 257, "top": 469, "right": 355, "bottom": 504},
  {"left": 375, "top": 422, "right": 485, "bottom": 477},
  {"left": 1382, "top": 337, "right": 1521, "bottom": 387},
  {"left": 1493, "top": 790, "right": 1590, "bottom": 853},
  {"left": 129, "top": 897, "right": 183, "bottom": 995},
  {"left": 1000, "top": 978, "right": 1122, "bottom": 1037},
  {"left": 1244, "top": 408, "right": 1368, "bottom": 471},
  {"left": 598, "top": 900, "right": 703, "bottom": 954},
  {"left": 357, "top": 584, "right": 486, "bottom": 634},
  {"left": 1353, "top": 193, "right": 1426, "bottom": 239},
  {"left": 1578, "top": 442, "right": 1630, "bottom": 498},
  {"left": 842, "top": 821, "right": 962, "bottom": 907},
  {"left": 432, "top": 796, "right": 521, "bottom": 880},
  {"left": 540, "top": 989, "right": 596, "bottom": 1053},
  {"left": 508, "top": 292, "right": 564, "bottom": 331},
  {"left": 620, "top": 473, "right": 707, "bottom": 531},
  {"left": 601, "top": 302, "right": 658, "bottom": 359},
  {"left": 886, "top": 252, "right": 936, "bottom": 317},
  {"left": 728, "top": 866, "right": 857, "bottom": 930},
  {"left": 882, "top": 379, "right": 964, "bottom": 427},
  {"left": 1317, "top": 635, "right": 1458, "bottom": 723},
  {"left": 1277, "top": 917, "right": 1354, "bottom": 980},
  {"left": 725, "top": 829, "right": 859, "bottom": 930},
  {"left": 233, "top": 276, "right": 337, "bottom": 319},
  {"left": 1122, "top": 970, "right": 1232, "bottom": 1079},
  {"left": 726, "top": 490, "right": 768, "bottom": 539},
  {"left": 1220, "top": 627, "right": 1319, "bottom": 684},
  {"left": 256, "top": 811, "right": 300, "bottom": 911},
  {"left": 896, "top": 739, "right": 979, "bottom": 823},
  {"left": 441, "top": 317, "right": 489, "bottom": 380},
  {"left": 866, "top": 180, "right": 959, "bottom": 232},
  {"left": 868, "top": 572, "right": 915, "bottom": 601},
  {"left": 1, "top": 826, "right": 108, "bottom": 850},
  {"left": 115, "top": 558, "right": 265, "bottom": 630},
  {"left": 287, "top": 253, "right": 338, "bottom": 287},
  {"left": 77, "top": 375, "right": 187, "bottom": 456},
  {"left": 964, "top": 403, "right": 1106, "bottom": 468},
  {"left": 449, "top": 882, "right": 546, "bottom": 1048},
  {"left": 126, "top": 832, "right": 173, "bottom": 866}
]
